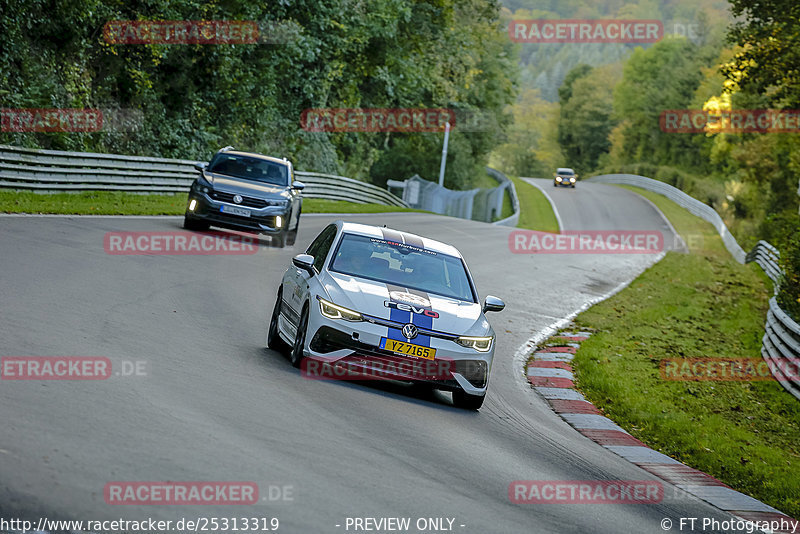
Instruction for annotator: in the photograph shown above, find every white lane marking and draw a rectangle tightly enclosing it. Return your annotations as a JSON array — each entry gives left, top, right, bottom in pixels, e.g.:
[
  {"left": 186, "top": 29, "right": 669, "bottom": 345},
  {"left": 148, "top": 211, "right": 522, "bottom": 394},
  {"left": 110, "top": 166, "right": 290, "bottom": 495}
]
[
  {"left": 527, "top": 367, "right": 574, "bottom": 379},
  {"left": 530, "top": 353, "right": 574, "bottom": 362},
  {"left": 520, "top": 177, "right": 563, "bottom": 232},
  {"left": 561, "top": 413, "right": 625, "bottom": 431},
  {"left": 533, "top": 387, "right": 586, "bottom": 401}
]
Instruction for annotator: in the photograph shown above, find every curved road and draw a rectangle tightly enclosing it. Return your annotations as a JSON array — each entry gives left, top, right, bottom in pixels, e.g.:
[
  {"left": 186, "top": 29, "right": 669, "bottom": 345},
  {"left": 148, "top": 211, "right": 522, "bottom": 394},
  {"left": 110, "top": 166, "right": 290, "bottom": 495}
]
[{"left": 0, "top": 183, "right": 740, "bottom": 533}]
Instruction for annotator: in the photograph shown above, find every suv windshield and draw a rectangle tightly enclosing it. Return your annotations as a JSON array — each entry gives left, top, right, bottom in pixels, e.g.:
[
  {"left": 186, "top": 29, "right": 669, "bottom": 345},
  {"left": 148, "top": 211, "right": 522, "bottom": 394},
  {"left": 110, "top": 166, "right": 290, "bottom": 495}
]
[
  {"left": 330, "top": 233, "right": 476, "bottom": 303},
  {"left": 208, "top": 154, "right": 289, "bottom": 186}
]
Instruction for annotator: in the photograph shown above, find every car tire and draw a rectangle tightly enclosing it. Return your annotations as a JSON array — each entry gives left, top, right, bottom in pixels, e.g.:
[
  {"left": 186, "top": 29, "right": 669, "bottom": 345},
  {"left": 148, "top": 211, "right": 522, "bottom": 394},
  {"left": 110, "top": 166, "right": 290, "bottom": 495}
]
[
  {"left": 271, "top": 231, "right": 286, "bottom": 248},
  {"left": 286, "top": 207, "right": 301, "bottom": 247},
  {"left": 452, "top": 390, "right": 485, "bottom": 410},
  {"left": 267, "top": 288, "right": 288, "bottom": 352},
  {"left": 571, "top": 184, "right": 576, "bottom": 188},
  {"left": 184, "top": 215, "right": 210, "bottom": 231},
  {"left": 288, "top": 305, "right": 308, "bottom": 368}
]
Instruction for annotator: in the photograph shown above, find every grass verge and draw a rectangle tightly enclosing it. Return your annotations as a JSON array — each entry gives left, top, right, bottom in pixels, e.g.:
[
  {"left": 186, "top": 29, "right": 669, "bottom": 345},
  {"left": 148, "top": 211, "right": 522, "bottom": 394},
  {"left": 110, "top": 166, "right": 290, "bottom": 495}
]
[
  {"left": 570, "top": 185, "right": 800, "bottom": 517},
  {"left": 509, "top": 176, "right": 559, "bottom": 232},
  {"left": 0, "top": 190, "right": 426, "bottom": 215}
]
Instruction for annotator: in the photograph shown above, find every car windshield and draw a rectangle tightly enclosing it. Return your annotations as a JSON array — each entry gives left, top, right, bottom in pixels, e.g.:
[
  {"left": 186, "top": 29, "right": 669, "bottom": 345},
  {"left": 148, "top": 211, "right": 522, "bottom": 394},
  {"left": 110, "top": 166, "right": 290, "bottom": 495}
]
[
  {"left": 208, "top": 154, "right": 289, "bottom": 186},
  {"left": 557, "top": 169, "right": 574, "bottom": 175},
  {"left": 330, "top": 233, "right": 476, "bottom": 303}
]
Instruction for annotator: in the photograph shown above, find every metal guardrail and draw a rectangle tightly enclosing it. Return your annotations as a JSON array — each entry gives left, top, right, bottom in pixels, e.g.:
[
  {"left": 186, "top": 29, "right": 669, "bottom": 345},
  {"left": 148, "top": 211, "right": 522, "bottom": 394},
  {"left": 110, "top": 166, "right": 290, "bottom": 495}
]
[
  {"left": 746, "top": 240, "right": 782, "bottom": 289},
  {"left": 486, "top": 167, "right": 520, "bottom": 227},
  {"left": 588, "top": 174, "right": 746, "bottom": 263},
  {"left": 763, "top": 297, "right": 800, "bottom": 401},
  {"left": 387, "top": 167, "right": 519, "bottom": 224},
  {"left": 0, "top": 144, "right": 408, "bottom": 207},
  {"left": 588, "top": 173, "right": 799, "bottom": 401}
]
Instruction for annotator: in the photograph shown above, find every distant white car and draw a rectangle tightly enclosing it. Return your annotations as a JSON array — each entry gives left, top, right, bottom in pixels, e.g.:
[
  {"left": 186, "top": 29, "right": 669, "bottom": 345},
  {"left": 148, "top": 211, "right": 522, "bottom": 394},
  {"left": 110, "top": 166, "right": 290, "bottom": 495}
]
[
  {"left": 554, "top": 167, "right": 577, "bottom": 188},
  {"left": 267, "top": 221, "right": 505, "bottom": 410}
]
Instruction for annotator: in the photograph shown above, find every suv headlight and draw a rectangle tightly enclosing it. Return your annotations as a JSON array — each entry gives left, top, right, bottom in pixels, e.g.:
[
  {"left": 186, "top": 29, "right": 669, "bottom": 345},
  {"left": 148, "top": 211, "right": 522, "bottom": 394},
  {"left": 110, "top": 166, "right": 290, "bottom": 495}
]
[
  {"left": 191, "top": 180, "right": 210, "bottom": 194},
  {"left": 318, "top": 297, "right": 363, "bottom": 322},
  {"left": 455, "top": 336, "right": 494, "bottom": 352}
]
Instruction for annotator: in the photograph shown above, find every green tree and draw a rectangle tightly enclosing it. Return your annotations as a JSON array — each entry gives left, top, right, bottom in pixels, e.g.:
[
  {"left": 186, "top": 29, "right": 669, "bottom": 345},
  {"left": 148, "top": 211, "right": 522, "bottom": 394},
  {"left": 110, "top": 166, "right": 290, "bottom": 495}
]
[
  {"left": 725, "top": 0, "right": 800, "bottom": 107},
  {"left": 557, "top": 63, "right": 620, "bottom": 173}
]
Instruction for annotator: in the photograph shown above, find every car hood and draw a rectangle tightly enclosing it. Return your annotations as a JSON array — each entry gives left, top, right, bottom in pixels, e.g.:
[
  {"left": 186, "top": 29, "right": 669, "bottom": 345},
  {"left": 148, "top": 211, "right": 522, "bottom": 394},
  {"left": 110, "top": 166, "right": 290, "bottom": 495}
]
[
  {"left": 322, "top": 272, "right": 491, "bottom": 335},
  {"left": 204, "top": 172, "right": 290, "bottom": 198}
]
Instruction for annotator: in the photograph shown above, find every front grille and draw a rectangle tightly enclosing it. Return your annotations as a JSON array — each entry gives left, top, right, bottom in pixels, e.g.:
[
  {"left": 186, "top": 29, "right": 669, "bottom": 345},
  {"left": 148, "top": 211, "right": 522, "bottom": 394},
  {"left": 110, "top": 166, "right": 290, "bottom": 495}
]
[
  {"left": 202, "top": 210, "right": 277, "bottom": 229},
  {"left": 309, "top": 327, "right": 482, "bottom": 387},
  {"left": 310, "top": 327, "right": 391, "bottom": 357},
  {"left": 211, "top": 191, "right": 269, "bottom": 208}
]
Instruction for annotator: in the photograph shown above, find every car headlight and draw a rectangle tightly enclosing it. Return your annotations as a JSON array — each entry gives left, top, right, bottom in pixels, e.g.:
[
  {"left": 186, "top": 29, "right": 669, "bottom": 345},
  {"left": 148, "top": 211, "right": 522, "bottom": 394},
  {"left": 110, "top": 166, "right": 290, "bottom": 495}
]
[
  {"left": 191, "top": 181, "right": 210, "bottom": 194},
  {"left": 556, "top": 177, "right": 562, "bottom": 182},
  {"left": 570, "top": 177, "right": 576, "bottom": 183},
  {"left": 455, "top": 336, "right": 494, "bottom": 352},
  {"left": 318, "top": 297, "right": 363, "bottom": 322}
]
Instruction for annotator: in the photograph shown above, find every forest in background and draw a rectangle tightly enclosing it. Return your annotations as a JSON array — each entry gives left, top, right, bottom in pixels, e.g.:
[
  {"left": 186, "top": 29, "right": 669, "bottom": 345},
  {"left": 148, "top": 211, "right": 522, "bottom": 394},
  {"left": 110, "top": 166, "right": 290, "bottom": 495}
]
[
  {"left": 0, "top": 0, "right": 516, "bottom": 191},
  {"left": 492, "top": 0, "right": 799, "bottom": 317}
]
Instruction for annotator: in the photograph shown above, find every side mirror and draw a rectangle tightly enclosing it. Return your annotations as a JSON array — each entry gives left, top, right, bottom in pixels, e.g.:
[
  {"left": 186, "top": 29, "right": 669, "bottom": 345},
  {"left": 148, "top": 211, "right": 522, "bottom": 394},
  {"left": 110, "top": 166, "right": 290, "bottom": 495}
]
[
  {"left": 483, "top": 295, "right": 505, "bottom": 313},
  {"left": 194, "top": 162, "right": 207, "bottom": 172},
  {"left": 574, "top": 174, "right": 579, "bottom": 179},
  {"left": 292, "top": 180, "right": 306, "bottom": 191},
  {"left": 292, "top": 254, "right": 315, "bottom": 276}
]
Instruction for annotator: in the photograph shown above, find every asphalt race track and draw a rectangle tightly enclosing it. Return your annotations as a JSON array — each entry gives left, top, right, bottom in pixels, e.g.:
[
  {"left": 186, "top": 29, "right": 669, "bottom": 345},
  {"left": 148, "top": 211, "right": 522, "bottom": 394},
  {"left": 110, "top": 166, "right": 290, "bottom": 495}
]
[{"left": 0, "top": 182, "right": 744, "bottom": 533}]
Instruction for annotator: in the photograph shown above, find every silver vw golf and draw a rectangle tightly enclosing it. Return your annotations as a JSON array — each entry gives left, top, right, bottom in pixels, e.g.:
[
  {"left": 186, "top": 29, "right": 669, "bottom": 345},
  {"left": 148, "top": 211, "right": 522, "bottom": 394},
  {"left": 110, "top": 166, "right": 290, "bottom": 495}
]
[{"left": 267, "top": 221, "right": 505, "bottom": 410}]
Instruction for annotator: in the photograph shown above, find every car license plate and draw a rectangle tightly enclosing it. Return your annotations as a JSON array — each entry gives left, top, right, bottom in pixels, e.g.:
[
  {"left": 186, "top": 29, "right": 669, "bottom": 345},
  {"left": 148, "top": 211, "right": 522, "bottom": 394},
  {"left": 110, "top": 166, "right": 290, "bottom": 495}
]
[
  {"left": 380, "top": 338, "right": 436, "bottom": 360},
  {"left": 221, "top": 204, "right": 251, "bottom": 217}
]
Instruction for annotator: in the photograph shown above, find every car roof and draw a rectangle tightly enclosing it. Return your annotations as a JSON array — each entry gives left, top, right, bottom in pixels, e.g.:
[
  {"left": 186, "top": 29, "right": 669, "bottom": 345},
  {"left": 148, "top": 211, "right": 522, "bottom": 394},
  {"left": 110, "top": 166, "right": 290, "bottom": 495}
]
[
  {"left": 217, "top": 150, "right": 291, "bottom": 166},
  {"left": 556, "top": 167, "right": 574, "bottom": 173},
  {"left": 337, "top": 221, "right": 463, "bottom": 258}
]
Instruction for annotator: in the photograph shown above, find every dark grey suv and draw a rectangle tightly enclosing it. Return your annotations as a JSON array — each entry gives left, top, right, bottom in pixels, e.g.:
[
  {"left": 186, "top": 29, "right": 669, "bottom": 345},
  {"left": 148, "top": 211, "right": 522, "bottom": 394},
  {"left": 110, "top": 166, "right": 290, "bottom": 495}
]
[{"left": 184, "top": 147, "right": 305, "bottom": 247}]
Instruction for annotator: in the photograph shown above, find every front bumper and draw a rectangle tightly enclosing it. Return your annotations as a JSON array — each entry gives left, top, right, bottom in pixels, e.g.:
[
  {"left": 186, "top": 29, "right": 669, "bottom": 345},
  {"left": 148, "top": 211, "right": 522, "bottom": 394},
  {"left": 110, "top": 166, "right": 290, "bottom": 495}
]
[
  {"left": 302, "top": 307, "right": 492, "bottom": 395},
  {"left": 185, "top": 191, "right": 289, "bottom": 234}
]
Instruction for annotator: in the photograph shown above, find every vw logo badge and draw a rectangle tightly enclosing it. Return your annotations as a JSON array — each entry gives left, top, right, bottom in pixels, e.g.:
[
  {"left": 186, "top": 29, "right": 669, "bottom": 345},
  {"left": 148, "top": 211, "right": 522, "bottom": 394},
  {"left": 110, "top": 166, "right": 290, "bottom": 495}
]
[
  {"left": 402, "top": 323, "right": 418, "bottom": 340},
  {"left": 233, "top": 194, "right": 243, "bottom": 204}
]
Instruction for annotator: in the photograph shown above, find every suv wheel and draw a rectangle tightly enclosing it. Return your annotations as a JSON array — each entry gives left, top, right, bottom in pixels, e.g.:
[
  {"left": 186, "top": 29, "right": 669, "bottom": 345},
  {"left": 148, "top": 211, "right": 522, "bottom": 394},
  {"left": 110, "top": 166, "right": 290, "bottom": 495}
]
[
  {"left": 184, "top": 215, "right": 210, "bottom": 231},
  {"left": 267, "top": 288, "right": 288, "bottom": 352},
  {"left": 286, "top": 207, "right": 301, "bottom": 246}
]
